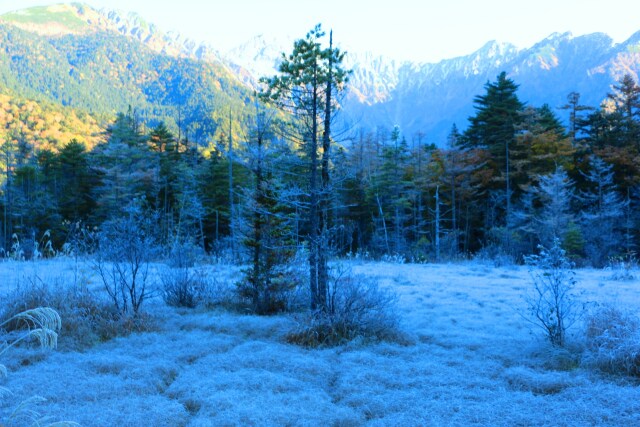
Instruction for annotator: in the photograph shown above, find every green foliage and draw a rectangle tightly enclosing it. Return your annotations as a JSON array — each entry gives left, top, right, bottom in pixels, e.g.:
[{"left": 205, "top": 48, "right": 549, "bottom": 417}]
[
  {"left": 464, "top": 71, "right": 524, "bottom": 156},
  {"left": 0, "top": 22, "right": 254, "bottom": 145}
]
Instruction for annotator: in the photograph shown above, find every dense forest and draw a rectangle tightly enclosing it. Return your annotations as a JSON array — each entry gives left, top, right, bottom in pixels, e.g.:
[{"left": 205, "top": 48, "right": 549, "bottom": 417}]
[
  {"left": 2, "top": 57, "right": 639, "bottom": 270},
  {"left": 0, "top": 21, "right": 254, "bottom": 144}
]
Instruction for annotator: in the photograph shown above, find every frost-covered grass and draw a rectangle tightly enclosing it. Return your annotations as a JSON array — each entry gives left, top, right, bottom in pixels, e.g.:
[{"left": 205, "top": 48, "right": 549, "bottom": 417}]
[{"left": 1, "top": 258, "right": 640, "bottom": 426}]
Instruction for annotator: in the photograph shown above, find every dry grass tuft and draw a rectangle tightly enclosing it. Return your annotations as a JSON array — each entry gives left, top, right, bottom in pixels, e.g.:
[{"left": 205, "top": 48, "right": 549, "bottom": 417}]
[
  {"left": 0, "top": 275, "right": 155, "bottom": 350},
  {"left": 1, "top": 307, "right": 79, "bottom": 426},
  {"left": 583, "top": 305, "right": 640, "bottom": 377}
]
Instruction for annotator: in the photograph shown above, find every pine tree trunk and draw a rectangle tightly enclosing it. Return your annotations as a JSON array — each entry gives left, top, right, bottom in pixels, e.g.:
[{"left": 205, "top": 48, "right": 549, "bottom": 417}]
[
  {"left": 376, "top": 194, "right": 390, "bottom": 253},
  {"left": 317, "top": 31, "right": 334, "bottom": 311},
  {"left": 228, "top": 114, "right": 235, "bottom": 260},
  {"left": 309, "top": 61, "right": 321, "bottom": 310},
  {"left": 251, "top": 133, "right": 264, "bottom": 310},
  {"left": 435, "top": 185, "right": 440, "bottom": 261}
]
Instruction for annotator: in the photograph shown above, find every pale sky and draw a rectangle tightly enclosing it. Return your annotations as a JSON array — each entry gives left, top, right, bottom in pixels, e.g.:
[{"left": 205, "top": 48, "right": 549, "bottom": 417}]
[{"left": 1, "top": 0, "right": 639, "bottom": 63}]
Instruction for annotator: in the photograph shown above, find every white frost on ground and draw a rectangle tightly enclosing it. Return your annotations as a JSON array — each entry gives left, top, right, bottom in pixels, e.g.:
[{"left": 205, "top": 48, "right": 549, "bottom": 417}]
[{"left": 1, "top": 258, "right": 639, "bottom": 426}]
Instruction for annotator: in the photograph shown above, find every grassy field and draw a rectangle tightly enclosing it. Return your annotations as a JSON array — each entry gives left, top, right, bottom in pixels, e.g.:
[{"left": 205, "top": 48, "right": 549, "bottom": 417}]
[{"left": 1, "top": 259, "right": 639, "bottom": 426}]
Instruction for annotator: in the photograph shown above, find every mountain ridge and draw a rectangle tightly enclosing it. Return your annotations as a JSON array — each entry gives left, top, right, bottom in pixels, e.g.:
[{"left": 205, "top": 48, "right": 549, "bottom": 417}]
[{"left": 1, "top": 3, "right": 640, "bottom": 145}]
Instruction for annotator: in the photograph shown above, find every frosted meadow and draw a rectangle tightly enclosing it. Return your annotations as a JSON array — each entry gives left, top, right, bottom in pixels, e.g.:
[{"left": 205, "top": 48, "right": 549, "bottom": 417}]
[{"left": 1, "top": 257, "right": 639, "bottom": 426}]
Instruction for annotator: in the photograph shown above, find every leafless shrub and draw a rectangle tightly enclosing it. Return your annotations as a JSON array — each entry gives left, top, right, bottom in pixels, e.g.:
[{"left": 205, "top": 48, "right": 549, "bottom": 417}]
[
  {"left": 524, "top": 238, "right": 582, "bottom": 347},
  {"left": 287, "top": 267, "right": 400, "bottom": 347},
  {"left": 583, "top": 305, "right": 640, "bottom": 377},
  {"left": 161, "top": 253, "right": 237, "bottom": 310},
  {"left": 94, "top": 211, "right": 160, "bottom": 316}
]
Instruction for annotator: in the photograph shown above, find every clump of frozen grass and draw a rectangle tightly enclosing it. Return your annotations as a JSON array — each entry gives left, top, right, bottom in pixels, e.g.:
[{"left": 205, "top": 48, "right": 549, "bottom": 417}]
[
  {"left": 0, "top": 308, "right": 61, "bottom": 354},
  {"left": 531, "top": 342, "right": 582, "bottom": 372},
  {"left": 524, "top": 238, "right": 582, "bottom": 347},
  {"left": 503, "top": 365, "right": 580, "bottom": 395},
  {"left": 1, "top": 308, "right": 78, "bottom": 426},
  {"left": 32, "top": 230, "right": 57, "bottom": 260},
  {"left": 61, "top": 220, "right": 98, "bottom": 259},
  {"left": 607, "top": 253, "right": 637, "bottom": 281},
  {"left": 3, "top": 231, "right": 56, "bottom": 261},
  {"left": 7, "top": 234, "right": 24, "bottom": 261},
  {"left": 582, "top": 304, "right": 640, "bottom": 377},
  {"left": 344, "top": 250, "right": 372, "bottom": 263},
  {"left": 380, "top": 253, "right": 406, "bottom": 264},
  {"left": 1, "top": 275, "right": 154, "bottom": 350},
  {"left": 287, "top": 267, "right": 401, "bottom": 347}
]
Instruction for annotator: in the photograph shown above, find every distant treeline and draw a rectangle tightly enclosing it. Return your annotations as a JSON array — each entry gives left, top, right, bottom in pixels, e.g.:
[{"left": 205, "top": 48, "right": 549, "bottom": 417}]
[{"left": 1, "top": 71, "right": 640, "bottom": 267}]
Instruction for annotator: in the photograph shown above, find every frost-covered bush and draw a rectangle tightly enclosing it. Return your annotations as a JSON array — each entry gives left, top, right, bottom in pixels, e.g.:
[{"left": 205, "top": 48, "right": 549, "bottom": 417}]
[
  {"left": 161, "top": 266, "right": 232, "bottom": 309},
  {"left": 166, "top": 239, "right": 206, "bottom": 269},
  {"left": 161, "top": 239, "right": 219, "bottom": 308},
  {"left": 524, "top": 238, "right": 581, "bottom": 347},
  {"left": 161, "top": 267, "right": 199, "bottom": 308},
  {"left": 287, "top": 268, "right": 400, "bottom": 347},
  {"left": 94, "top": 209, "right": 161, "bottom": 316},
  {"left": 583, "top": 305, "right": 640, "bottom": 377}
]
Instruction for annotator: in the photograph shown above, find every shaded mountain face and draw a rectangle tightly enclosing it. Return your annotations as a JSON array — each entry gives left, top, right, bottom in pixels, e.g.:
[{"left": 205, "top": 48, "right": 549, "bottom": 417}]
[
  {"left": 226, "top": 30, "right": 640, "bottom": 143},
  {"left": 1, "top": 3, "right": 640, "bottom": 146},
  {"left": 335, "top": 32, "right": 640, "bottom": 143}
]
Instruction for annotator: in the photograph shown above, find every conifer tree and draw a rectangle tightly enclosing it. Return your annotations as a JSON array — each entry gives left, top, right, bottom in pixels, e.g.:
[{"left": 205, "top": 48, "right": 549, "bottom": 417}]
[
  {"left": 57, "top": 139, "right": 97, "bottom": 223},
  {"left": 93, "top": 110, "right": 158, "bottom": 221},
  {"left": 535, "top": 167, "right": 576, "bottom": 249},
  {"left": 464, "top": 71, "right": 524, "bottom": 226},
  {"left": 259, "top": 24, "right": 349, "bottom": 310},
  {"left": 239, "top": 109, "right": 296, "bottom": 313},
  {"left": 580, "top": 156, "right": 626, "bottom": 266}
]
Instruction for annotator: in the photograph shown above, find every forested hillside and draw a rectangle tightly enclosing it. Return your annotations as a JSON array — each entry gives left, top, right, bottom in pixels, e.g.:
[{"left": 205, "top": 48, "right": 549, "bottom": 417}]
[{"left": 0, "top": 6, "right": 254, "bottom": 145}]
